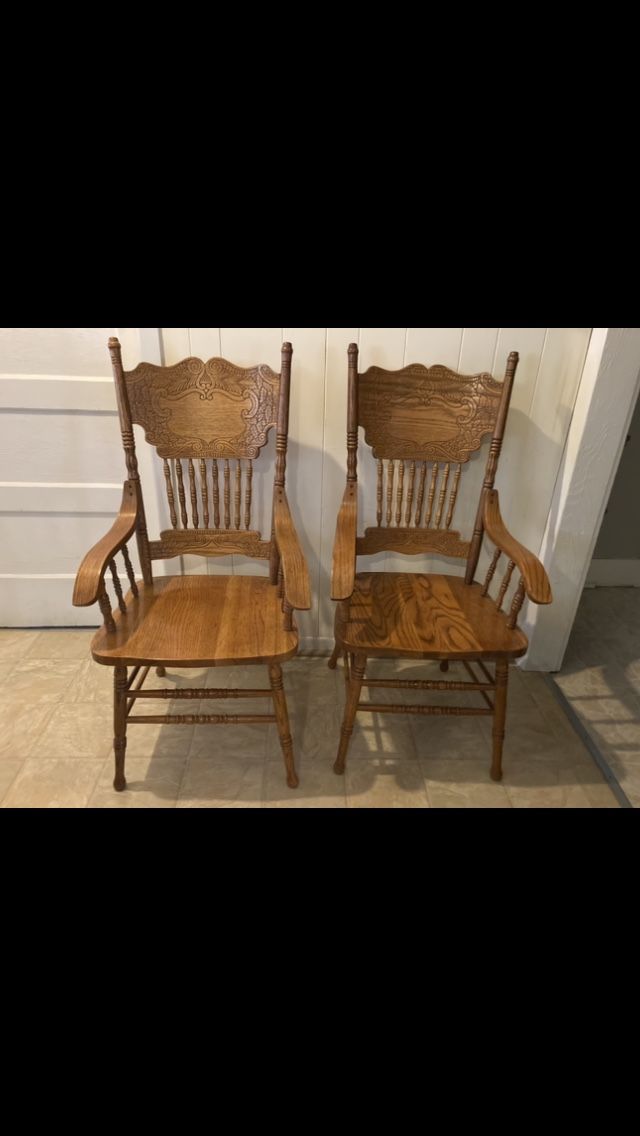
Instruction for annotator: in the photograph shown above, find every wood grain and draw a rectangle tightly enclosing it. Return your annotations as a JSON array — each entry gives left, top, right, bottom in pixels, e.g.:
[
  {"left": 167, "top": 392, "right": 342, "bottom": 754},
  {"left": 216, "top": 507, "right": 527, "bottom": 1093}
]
[
  {"left": 149, "top": 530, "right": 270, "bottom": 560},
  {"left": 73, "top": 481, "right": 139, "bottom": 607},
  {"left": 125, "top": 357, "right": 281, "bottom": 459},
  {"left": 359, "top": 364, "right": 505, "bottom": 462},
  {"left": 273, "top": 489, "right": 311, "bottom": 611},
  {"left": 335, "top": 573, "right": 528, "bottom": 661},
  {"left": 357, "top": 527, "right": 470, "bottom": 559},
  {"left": 332, "top": 484, "right": 357, "bottom": 601},
  {"left": 483, "top": 490, "right": 552, "bottom": 605},
  {"left": 77, "top": 336, "right": 309, "bottom": 793},
  {"left": 91, "top": 575, "right": 299, "bottom": 667}
]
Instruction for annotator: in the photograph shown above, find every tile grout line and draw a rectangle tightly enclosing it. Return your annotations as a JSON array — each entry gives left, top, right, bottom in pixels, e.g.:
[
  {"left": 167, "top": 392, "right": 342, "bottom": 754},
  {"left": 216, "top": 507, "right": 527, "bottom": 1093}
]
[{"left": 545, "top": 674, "right": 633, "bottom": 808}]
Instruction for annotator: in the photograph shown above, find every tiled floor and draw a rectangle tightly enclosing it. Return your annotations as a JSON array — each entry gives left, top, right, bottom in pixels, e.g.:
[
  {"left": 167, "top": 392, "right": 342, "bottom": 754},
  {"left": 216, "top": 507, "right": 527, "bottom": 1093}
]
[
  {"left": 0, "top": 629, "right": 620, "bottom": 808},
  {"left": 553, "top": 587, "right": 640, "bottom": 808}
]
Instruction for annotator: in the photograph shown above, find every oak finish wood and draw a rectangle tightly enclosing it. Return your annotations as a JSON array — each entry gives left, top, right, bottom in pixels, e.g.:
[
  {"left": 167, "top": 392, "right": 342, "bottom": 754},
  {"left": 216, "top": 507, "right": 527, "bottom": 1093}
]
[
  {"left": 336, "top": 574, "right": 528, "bottom": 661},
  {"left": 484, "top": 490, "right": 552, "bottom": 605},
  {"left": 330, "top": 342, "right": 552, "bottom": 781},
  {"left": 73, "top": 481, "right": 139, "bottom": 607},
  {"left": 332, "top": 485, "right": 358, "bottom": 601},
  {"left": 73, "top": 339, "right": 308, "bottom": 792}
]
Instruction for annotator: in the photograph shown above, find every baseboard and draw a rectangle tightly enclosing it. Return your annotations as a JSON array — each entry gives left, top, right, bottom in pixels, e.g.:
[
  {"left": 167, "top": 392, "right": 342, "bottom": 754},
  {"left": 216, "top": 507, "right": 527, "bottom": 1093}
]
[
  {"left": 586, "top": 559, "right": 640, "bottom": 587},
  {"left": 299, "top": 637, "right": 333, "bottom": 656}
]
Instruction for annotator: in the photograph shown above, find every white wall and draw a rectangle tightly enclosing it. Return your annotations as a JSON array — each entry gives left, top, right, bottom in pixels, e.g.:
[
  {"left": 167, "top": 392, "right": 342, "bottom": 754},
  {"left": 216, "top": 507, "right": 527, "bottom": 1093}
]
[{"left": 0, "top": 327, "right": 593, "bottom": 666}]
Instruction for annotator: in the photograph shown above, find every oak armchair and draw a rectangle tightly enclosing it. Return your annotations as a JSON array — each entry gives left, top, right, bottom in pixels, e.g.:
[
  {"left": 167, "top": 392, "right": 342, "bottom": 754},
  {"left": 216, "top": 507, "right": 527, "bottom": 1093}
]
[
  {"left": 330, "top": 344, "right": 552, "bottom": 782},
  {"left": 74, "top": 339, "right": 310, "bottom": 791}
]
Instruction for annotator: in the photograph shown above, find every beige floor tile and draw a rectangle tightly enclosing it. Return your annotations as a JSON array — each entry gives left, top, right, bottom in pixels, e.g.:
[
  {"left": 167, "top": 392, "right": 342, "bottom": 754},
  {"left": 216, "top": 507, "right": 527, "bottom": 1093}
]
[
  {"left": 0, "top": 703, "right": 56, "bottom": 759},
  {"left": 126, "top": 721, "right": 194, "bottom": 759},
  {"left": 0, "top": 659, "right": 84, "bottom": 703},
  {"left": 190, "top": 720, "right": 267, "bottom": 762},
  {"left": 0, "top": 630, "right": 40, "bottom": 660},
  {"left": 37, "top": 703, "right": 113, "bottom": 759},
  {"left": 346, "top": 759, "right": 430, "bottom": 808},
  {"left": 2, "top": 758, "right": 103, "bottom": 808},
  {"left": 504, "top": 760, "right": 594, "bottom": 808},
  {"left": 0, "top": 663, "right": 16, "bottom": 684},
  {"left": 265, "top": 695, "right": 341, "bottom": 764},
  {"left": 88, "top": 757, "right": 186, "bottom": 808},
  {"left": 24, "top": 630, "right": 94, "bottom": 660},
  {"left": 264, "top": 758, "right": 345, "bottom": 808},
  {"left": 411, "top": 715, "right": 488, "bottom": 762},
  {"left": 421, "top": 759, "right": 511, "bottom": 809},
  {"left": 0, "top": 760, "right": 24, "bottom": 802},
  {"left": 68, "top": 660, "right": 114, "bottom": 702},
  {"left": 178, "top": 757, "right": 264, "bottom": 808}
]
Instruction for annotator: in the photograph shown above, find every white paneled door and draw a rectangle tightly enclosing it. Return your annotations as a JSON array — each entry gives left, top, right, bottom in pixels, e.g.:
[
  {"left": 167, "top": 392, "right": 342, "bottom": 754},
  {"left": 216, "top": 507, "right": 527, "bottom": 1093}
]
[
  {"left": 0, "top": 327, "right": 593, "bottom": 655},
  {"left": 0, "top": 327, "right": 162, "bottom": 626}
]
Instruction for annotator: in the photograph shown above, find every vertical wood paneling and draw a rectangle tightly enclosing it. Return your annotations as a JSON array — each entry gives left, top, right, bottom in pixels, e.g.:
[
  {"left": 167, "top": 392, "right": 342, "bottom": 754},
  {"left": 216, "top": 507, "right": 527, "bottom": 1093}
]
[
  {"left": 494, "top": 327, "right": 548, "bottom": 413},
  {"left": 189, "top": 328, "right": 222, "bottom": 359},
  {"left": 405, "top": 328, "right": 464, "bottom": 369},
  {"left": 502, "top": 328, "right": 592, "bottom": 557},
  {"left": 162, "top": 328, "right": 192, "bottom": 363},
  {"left": 459, "top": 328, "right": 500, "bottom": 373},
  {"left": 359, "top": 328, "right": 407, "bottom": 369},
  {"left": 219, "top": 328, "right": 283, "bottom": 367}
]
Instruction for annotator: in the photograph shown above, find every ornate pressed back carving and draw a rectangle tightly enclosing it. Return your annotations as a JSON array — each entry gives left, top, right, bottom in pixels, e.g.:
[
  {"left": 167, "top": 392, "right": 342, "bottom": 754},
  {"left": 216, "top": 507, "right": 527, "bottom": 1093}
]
[
  {"left": 350, "top": 351, "right": 518, "bottom": 568},
  {"left": 110, "top": 339, "right": 292, "bottom": 566},
  {"left": 359, "top": 364, "right": 504, "bottom": 463},
  {"left": 125, "top": 357, "right": 280, "bottom": 459}
]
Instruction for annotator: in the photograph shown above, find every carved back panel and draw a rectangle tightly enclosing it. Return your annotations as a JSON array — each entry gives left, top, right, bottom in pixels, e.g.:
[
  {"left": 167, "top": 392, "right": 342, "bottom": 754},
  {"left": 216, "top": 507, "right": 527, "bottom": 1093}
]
[
  {"left": 351, "top": 351, "right": 518, "bottom": 566},
  {"left": 125, "top": 357, "right": 280, "bottom": 459},
  {"left": 110, "top": 340, "right": 291, "bottom": 564},
  {"left": 359, "top": 364, "right": 504, "bottom": 463}
]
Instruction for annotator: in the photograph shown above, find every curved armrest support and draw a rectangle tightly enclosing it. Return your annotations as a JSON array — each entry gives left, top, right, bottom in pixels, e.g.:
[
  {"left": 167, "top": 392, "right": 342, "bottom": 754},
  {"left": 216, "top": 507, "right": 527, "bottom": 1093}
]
[
  {"left": 331, "top": 484, "right": 358, "bottom": 601},
  {"left": 73, "top": 481, "right": 139, "bottom": 607},
  {"left": 274, "top": 490, "right": 311, "bottom": 611},
  {"left": 484, "top": 490, "right": 552, "bottom": 605}
]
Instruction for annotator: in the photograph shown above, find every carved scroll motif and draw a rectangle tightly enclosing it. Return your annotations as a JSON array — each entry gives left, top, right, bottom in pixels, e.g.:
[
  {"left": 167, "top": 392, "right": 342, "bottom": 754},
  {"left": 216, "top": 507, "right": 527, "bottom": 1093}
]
[
  {"left": 126, "top": 357, "right": 280, "bottom": 459},
  {"left": 359, "top": 364, "right": 504, "bottom": 462}
]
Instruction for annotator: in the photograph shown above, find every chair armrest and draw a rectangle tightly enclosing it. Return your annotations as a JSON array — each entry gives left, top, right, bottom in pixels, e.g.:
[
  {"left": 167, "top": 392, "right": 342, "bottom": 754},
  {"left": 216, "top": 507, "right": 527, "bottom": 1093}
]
[
  {"left": 484, "top": 490, "right": 552, "bottom": 605},
  {"left": 73, "top": 481, "right": 139, "bottom": 607},
  {"left": 331, "top": 484, "right": 357, "bottom": 601},
  {"left": 273, "top": 489, "right": 311, "bottom": 611}
]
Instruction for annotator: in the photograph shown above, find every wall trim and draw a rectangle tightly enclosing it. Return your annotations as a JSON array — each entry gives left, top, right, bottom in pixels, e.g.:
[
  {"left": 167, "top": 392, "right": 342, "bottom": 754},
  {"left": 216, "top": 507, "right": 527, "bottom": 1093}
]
[
  {"left": 525, "top": 328, "right": 640, "bottom": 670},
  {"left": 587, "top": 559, "right": 640, "bottom": 588}
]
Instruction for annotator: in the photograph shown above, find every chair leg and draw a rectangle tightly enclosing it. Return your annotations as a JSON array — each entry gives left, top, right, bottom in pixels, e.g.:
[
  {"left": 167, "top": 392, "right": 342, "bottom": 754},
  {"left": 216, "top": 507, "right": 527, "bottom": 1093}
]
[
  {"left": 269, "top": 663, "right": 299, "bottom": 790},
  {"left": 491, "top": 661, "right": 509, "bottom": 782},
  {"left": 114, "top": 665, "right": 128, "bottom": 792},
  {"left": 328, "top": 643, "right": 341, "bottom": 670},
  {"left": 334, "top": 654, "right": 366, "bottom": 776},
  {"left": 156, "top": 666, "right": 167, "bottom": 678}
]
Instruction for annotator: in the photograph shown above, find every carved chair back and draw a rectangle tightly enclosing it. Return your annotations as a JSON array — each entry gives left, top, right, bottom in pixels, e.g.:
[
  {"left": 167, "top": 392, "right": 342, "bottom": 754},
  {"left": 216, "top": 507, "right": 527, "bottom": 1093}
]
[
  {"left": 109, "top": 338, "right": 292, "bottom": 581},
  {"left": 347, "top": 344, "right": 519, "bottom": 584}
]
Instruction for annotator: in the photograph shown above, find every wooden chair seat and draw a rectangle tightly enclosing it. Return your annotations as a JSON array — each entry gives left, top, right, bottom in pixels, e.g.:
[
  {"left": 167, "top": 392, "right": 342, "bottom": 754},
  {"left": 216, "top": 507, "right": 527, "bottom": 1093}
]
[
  {"left": 91, "top": 575, "right": 298, "bottom": 668},
  {"left": 336, "top": 573, "right": 528, "bottom": 661}
]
